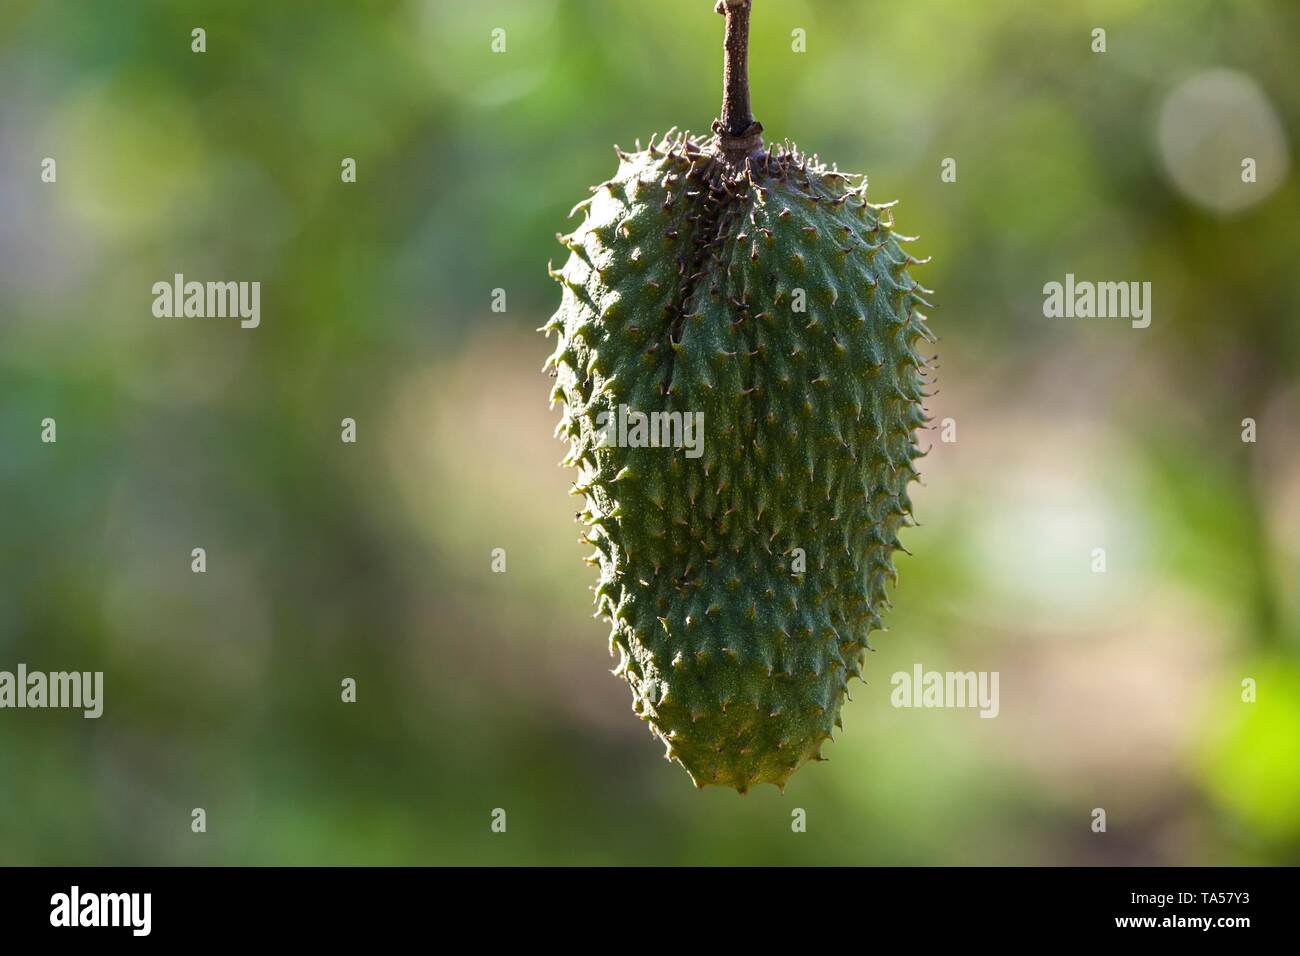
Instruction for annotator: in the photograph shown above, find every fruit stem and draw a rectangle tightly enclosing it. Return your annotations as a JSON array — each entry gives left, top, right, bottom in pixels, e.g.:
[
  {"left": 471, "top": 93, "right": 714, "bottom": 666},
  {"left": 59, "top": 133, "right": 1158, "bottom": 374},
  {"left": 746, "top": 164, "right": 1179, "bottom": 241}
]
[{"left": 713, "top": 0, "right": 764, "bottom": 164}]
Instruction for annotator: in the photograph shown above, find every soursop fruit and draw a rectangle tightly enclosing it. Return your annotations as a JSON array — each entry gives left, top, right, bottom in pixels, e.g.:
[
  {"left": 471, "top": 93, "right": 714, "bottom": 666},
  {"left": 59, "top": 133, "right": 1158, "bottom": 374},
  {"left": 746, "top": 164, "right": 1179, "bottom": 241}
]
[{"left": 542, "top": 1, "right": 934, "bottom": 793}]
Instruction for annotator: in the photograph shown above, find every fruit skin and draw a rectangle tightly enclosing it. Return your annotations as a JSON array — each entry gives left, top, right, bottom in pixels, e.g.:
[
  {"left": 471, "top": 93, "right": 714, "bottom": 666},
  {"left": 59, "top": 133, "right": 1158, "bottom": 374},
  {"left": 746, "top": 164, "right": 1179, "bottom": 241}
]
[{"left": 544, "top": 131, "right": 933, "bottom": 792}]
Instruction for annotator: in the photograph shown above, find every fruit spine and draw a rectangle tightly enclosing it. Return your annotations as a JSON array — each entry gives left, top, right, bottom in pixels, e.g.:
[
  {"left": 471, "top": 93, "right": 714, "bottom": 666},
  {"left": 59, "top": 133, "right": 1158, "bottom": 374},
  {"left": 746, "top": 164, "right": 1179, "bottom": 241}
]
[{"left": 543, "top": 0, "right": 934, "bottom": 792}]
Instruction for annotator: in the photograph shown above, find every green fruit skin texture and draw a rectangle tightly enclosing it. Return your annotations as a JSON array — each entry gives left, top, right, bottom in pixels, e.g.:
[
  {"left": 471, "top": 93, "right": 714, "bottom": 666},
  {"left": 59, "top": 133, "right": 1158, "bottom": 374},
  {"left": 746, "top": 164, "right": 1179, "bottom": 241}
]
[{"left": 544, "top": 133, "right": 933, "bottom": 792}]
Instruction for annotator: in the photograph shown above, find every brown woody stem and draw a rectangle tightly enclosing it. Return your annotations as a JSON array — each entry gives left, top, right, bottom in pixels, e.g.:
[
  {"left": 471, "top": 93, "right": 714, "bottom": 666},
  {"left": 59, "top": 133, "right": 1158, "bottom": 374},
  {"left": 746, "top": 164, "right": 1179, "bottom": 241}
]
[{"left": 712, "top": 0, "right": 764, "bottom": 164}]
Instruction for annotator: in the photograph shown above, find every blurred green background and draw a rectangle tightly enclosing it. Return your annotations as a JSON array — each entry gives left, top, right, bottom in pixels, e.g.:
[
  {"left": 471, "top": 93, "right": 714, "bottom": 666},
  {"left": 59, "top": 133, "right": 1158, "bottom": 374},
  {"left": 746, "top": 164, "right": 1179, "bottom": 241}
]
[{"left": 1, "top": 0, "right": 1297, "bottom": 865}]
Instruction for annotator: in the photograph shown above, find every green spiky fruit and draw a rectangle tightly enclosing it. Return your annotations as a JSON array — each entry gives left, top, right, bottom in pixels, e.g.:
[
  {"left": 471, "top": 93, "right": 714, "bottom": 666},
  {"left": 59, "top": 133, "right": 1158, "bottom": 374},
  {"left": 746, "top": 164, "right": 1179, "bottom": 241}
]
[{"left": 543, "top": 6, "right": 933, "bottom": 793}]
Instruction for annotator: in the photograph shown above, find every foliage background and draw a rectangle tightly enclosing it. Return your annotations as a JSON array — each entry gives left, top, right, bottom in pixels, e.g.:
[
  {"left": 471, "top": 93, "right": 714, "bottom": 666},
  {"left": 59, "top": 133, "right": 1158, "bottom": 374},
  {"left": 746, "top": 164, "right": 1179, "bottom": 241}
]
[{"left": 1, "top": 0, "right": 1297, "bottom": 864}]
